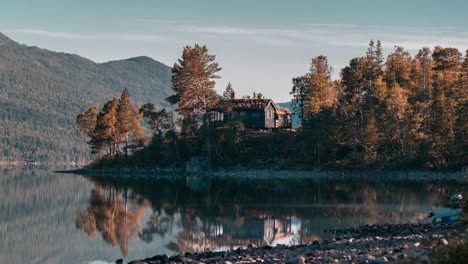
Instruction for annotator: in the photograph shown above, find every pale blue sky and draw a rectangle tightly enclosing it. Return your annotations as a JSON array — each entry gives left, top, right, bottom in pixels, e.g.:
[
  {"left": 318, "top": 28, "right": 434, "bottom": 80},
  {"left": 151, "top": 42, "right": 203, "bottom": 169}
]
[{"left": 1, "top": 0, "right": 468, "bottom": 102}]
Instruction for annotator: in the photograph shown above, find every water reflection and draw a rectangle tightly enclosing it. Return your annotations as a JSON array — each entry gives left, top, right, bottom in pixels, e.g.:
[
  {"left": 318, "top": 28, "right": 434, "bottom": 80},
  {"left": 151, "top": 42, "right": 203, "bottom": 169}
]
[
  {"left": 75, "top": 175, "right": 467, "bottom": 257},
  {"left": 75, "top": 186, "right": 149, "bottom": 256}
]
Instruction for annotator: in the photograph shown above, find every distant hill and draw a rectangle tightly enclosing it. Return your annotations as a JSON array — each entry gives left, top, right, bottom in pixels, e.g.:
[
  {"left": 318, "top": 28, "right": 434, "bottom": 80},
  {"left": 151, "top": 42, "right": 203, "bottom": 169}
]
[
  {"left": 276, "top": 102, "right": 300, "bottom": 127},
  {"left": 0, "top": 33, "right": 173, "bottom": 163}
]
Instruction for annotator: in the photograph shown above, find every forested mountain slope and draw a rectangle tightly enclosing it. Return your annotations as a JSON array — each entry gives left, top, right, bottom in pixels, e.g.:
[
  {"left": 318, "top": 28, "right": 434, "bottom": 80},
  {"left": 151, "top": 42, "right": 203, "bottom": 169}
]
[{"left": 0, "top": 33, "right": 172, "bottom": 163}]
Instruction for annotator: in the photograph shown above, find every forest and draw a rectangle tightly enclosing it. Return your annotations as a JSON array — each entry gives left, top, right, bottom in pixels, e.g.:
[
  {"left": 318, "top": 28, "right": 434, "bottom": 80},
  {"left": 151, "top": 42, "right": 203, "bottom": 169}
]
[
  {"left": 77, "top": 41, "right": 467, "bottom": 170},
  {"left": 0, "top": 33, "right": 172, "bottom": 163}
]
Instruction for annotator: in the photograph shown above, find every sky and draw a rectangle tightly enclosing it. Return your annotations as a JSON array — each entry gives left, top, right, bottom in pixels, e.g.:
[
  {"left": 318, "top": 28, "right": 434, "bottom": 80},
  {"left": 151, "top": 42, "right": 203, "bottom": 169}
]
[{"left": 1, "top": 0, "right": 468, "bottom": 102}]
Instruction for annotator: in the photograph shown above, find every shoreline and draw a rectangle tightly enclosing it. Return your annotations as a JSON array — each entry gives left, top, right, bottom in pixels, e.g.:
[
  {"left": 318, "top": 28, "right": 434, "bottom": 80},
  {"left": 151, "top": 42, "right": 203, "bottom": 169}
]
[
  {"left": 58, "top": 167, "right": 468, "bottom": 183},
  {"left": 126, "top": 223, "right": 466, "bottom": 264}
]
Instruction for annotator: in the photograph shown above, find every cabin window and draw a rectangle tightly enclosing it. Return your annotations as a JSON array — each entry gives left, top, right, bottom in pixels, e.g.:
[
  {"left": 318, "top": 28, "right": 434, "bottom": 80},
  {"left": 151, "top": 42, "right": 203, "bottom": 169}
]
[
  {"left": 267, "top": 110, "right": 273, "bottom": 119},
  {"left": 217, "top": 112, "right": 223, "bottom": 121}
]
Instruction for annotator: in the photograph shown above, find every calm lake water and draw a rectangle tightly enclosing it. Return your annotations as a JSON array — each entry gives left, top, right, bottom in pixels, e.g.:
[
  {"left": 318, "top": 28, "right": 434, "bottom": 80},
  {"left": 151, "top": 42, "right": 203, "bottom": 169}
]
[{"left": 0, "top": 167, "right": 466, "bottom": 264}]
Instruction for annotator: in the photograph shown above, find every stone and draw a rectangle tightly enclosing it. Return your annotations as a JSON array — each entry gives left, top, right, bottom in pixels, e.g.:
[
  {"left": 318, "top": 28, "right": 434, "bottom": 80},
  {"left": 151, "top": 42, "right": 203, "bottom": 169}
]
[
  {"left": 286, "top": 256, "right": 305, "bottom": 264},
  {"left": 371, "top": 256, "right": 388, "bottom": 263},
  {"left": 440, "top": 238, "right": 449, "bottom": 245},
  {"left": 360, "top": 254, "right": 376, "bottom": 262}
]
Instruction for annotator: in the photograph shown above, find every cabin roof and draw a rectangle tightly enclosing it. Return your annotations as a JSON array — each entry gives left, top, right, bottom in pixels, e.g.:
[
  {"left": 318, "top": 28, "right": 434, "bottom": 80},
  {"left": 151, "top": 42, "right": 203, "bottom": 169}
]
[
  {"left": 231, "top": 99, "right": 273, "bottom": 110},
  {"left": 212, "top": 98, "right": 274, "bottom": 110},
  {"left": 275, "top": 106, "right": 293, "bottom": 115},
  {"left": 211, "top": 98, "right": 293, "bottom": 115}
]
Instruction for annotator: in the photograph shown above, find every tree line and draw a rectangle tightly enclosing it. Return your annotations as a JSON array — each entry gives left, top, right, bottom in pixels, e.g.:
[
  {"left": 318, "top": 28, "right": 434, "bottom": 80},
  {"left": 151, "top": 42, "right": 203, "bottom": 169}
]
[
  {"left": 291, "top": 41, "right": 467, "bottom": 169},
  {"left": 77, "top": 41, "right": 467, "bottom": 170}
]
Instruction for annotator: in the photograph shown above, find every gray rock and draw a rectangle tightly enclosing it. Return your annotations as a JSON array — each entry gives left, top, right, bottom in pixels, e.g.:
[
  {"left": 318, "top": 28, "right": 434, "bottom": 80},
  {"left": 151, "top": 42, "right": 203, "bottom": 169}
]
[
  {"left": 360, "top": 254, "right": 376, "bottom": 262},
  {"left": 440, "top": 238, "right": 449, "bottom": 245},
  {"left": 371, "top": 256, "right": 388, "bottom": 263},
  {"left": 286, "top": 256, "right": 305, "bottom": 264}
]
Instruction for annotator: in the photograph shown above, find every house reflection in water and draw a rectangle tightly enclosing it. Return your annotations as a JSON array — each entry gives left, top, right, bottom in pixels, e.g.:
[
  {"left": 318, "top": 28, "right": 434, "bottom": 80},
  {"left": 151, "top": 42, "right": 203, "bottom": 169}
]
[{"left": 200, "top": 217, "right": 301, "bottom": 251}]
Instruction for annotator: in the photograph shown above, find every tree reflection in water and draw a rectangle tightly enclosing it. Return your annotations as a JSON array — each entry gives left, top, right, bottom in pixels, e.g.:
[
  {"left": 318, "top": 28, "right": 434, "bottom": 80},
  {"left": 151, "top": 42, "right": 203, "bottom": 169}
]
[
  {"left": 75, "top": 176, "right": 466, "bottom": 257},
  {"left": 75, "top": 185, "right": 148, "bottom": 256}
]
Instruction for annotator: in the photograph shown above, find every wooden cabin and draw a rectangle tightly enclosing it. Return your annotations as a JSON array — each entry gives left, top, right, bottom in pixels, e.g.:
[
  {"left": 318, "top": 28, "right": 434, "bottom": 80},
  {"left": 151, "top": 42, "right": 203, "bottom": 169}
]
[{"left": 210, "top": 98, "right": 293, "bottom": 129}]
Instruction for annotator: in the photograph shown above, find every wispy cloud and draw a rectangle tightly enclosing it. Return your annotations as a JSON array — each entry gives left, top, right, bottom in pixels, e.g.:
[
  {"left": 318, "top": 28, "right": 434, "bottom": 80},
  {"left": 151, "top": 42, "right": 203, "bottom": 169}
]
[
  {"left": 177, "top": 24, "right": 468, "bottom": 51},
  {"left": 4, "top": 29, "right": 165, "bottom": 42},
  {"left": 133, "top": 18, "right": 195, "bottom": 25},
  {"left": 302, "top": 23, "right": 358, "bottom": 28}
]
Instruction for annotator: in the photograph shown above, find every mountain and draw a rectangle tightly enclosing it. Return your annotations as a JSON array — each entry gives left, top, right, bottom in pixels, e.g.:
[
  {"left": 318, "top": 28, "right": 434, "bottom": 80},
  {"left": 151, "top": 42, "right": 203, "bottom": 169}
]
[
  {"left": 0, "top": 33, "right": 173, "bottom": 163},
  {"left": 277, "top": 102, "right": 300, "bottom": 127}
]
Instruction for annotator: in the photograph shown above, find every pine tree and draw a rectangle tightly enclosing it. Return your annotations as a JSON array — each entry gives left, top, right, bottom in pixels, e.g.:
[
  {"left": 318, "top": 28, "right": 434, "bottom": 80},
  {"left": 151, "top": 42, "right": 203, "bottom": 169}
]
[
  {"left": 301, "top": 55, "right": 339, "bottom": 165},
  {"left": 305, "top": 55, "right": 336, "bottom": 114},
  {"left": 222, "top": 82, "right": 235, "bottom": 99},
  {"left": 167, "top": 44, "right": 222, "bottom": 124},
  {"left": 140, "top": 103, "right": 171, "bottom": 137},
  {"left": 167, "top": 44, "right": 222, "bottom": 169},
  {"left": 405, "top": 48, "right": 433, "bottom": 163},
  {"left": 117, "top": 88, "right": 146, "bottom": 155},
  {"left": 290, "top": 74, "right": 311, "bottom": 124},
  {"left": 453, "top": 50, "right": 468, "bottom": 166},
  {"left": 429, "top": 47, "right": 462, "bottom": 167},
  {"left": 340, "top": 57, "right": 368, "bottom": 162},
  {"left": 384, "top": 46, "right": 412, "bottom": 88},
  {"left": 94, "top": 98, "right": 119, "bottom": 156},
  {"left": 76, "top": 106, "right": 99, "bottom": 140}
]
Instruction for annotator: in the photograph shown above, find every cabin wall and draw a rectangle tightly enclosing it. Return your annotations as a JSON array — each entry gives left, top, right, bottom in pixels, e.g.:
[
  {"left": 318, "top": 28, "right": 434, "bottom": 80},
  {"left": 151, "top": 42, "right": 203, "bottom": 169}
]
[
  {"left": 264, "top": 104, "right": 276, "bottom": 128},
  {"left": 210, "top": 103, "right": 292, "bottom": 129},
  {"left": 276, "top": 114, "right": 292, "bottom": 128}
]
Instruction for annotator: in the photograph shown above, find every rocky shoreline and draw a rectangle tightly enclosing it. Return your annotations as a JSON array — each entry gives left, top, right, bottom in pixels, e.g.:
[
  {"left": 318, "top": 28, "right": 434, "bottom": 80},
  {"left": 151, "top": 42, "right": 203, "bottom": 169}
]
[{"left": 126, "top": 223, "right": 466, "bottom": 264}]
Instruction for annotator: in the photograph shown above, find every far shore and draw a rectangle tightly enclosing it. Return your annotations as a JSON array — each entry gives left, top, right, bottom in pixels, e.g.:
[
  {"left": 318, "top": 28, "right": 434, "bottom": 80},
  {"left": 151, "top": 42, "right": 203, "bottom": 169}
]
[{"left": 57, "top": 167, "right": 468, "bottom": 183}]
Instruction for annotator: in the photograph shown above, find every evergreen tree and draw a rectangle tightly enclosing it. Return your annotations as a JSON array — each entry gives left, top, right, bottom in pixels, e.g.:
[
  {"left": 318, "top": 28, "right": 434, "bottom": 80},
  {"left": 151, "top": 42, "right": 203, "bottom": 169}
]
[
  {"left": 408, "top": 48, "right": 433, "bottom": 157},
  {"left": 301, "top": 55, "right": 339, "bottom": 165},
  {"left": 77, "top": 88, "right": 147, "bottom": 158},
  {"left": 222, "top": 82, "right": 235, "bottom": 99},
  {"left": 140, "top": 103, "right": 171, "bottom": 137},
  {"left": 454, "top": 50, "right": 468, "bottom": 165},
  {"left": 76, "top": 106, "right": 99, "bottom": 140},
  {"left": 167, "top": 44, "right": 222, "bottom": 168},
  {"left": 290, "top": 74, "right": 311, "bottom": 124},
  {"left": 340, "top": 57, "right": 369, "bottom": 162},
  {"left": 93, "top": 98, "right": 119, "bottom": 156},
  {"left": 167, "top": 44, "right": 222, "bottom": 125},
  {"left": 117, "top": 88, "right": 147, "bottom": 155},
  {"left": 384, "top": 46, "right": 412, "bottom": 88},
  {"left": 305, "top": 55, "right": 336, "bottom": 114},
  {"left": 429, "top": 47, "right": 462, "bottom": 167}
]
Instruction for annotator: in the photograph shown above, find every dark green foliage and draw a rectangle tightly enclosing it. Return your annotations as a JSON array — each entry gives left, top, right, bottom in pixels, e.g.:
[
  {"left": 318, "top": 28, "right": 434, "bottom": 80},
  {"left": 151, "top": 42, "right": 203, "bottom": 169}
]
[{"left": 0, "top": 33, "right": 171, "bottom": 163}]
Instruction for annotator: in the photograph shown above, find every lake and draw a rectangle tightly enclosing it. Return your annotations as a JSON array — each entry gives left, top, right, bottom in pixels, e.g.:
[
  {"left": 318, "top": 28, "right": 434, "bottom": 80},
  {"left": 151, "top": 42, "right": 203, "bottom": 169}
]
[{"left": 0, "top": 167, "right": 465, "bottom": 263}]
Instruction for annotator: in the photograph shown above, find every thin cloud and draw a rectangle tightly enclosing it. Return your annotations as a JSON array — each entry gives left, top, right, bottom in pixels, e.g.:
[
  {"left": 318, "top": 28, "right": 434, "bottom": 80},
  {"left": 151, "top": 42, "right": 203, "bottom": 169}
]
[
  {"left": 4, "top": 29, "right": 165, "bottom": 42},
  {"left": 179, "top": 26, "right": 253, "bottom": 35},
  {"left": 132, "top": 18, "right": 196, "bottom": 25},
  {"left": 178, "top": 24, "right": 468, "bottom": 51},
  {"left": 302, "top": 23, "right": 358, "bottom": 28}
]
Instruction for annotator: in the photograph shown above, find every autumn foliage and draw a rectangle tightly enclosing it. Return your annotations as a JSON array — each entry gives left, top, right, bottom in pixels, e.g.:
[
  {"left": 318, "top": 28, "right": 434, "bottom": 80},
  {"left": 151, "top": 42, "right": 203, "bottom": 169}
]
[{"left": 292, "top": 41, "right": 467, "bottom": 169}]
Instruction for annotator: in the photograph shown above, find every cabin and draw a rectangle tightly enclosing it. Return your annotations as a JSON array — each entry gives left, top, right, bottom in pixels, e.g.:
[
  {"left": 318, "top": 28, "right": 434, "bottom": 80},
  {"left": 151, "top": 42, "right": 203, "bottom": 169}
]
[{"left": 210, "top": 98, "right": 293, "bottom": 129}]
